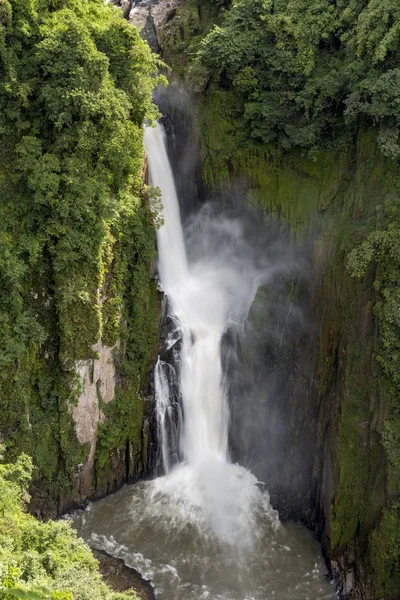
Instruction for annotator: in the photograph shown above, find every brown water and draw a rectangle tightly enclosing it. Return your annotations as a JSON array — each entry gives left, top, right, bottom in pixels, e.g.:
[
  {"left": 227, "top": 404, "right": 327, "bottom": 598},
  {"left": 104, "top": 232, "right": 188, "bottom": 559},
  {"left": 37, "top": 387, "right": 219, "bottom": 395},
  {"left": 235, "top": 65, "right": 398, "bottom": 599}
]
[{"left": 70, "top": 463, "right": 335, "bottom": 600}]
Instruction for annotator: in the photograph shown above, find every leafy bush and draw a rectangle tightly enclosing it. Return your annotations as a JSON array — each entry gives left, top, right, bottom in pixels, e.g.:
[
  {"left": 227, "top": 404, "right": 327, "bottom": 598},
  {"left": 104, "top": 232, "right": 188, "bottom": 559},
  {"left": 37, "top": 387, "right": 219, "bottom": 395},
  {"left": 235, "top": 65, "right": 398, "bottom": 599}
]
[
  {"left": 0, "top": 0, "right": 164, "bottom": 497},
  {"left": 0, "top": 453, "right": 138, "bottom": 600}
]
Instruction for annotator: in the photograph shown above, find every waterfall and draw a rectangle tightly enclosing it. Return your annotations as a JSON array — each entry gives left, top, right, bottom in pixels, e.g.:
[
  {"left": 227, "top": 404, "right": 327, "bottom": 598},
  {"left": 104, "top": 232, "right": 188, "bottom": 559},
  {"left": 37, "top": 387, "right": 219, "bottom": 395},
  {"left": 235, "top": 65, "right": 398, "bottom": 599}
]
[
  {"left": 145, "top": 123, "right": 231, "bottom": 468},
  {"left": 70, "top": 122, "right": 334, "bottom": 600},
  {"left": 144, "top": 122, "right": 272, "bottom": 548},
  {"left": 145, "top": 123, "right": 188, "bottom": 297}
]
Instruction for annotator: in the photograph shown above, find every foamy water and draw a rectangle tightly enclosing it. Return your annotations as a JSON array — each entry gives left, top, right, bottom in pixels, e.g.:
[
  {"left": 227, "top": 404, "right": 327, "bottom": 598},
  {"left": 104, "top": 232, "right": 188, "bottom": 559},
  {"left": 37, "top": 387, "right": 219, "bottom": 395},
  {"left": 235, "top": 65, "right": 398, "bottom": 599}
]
[{"left": 71, "top": 475, "right": 333, "bottom": 599}]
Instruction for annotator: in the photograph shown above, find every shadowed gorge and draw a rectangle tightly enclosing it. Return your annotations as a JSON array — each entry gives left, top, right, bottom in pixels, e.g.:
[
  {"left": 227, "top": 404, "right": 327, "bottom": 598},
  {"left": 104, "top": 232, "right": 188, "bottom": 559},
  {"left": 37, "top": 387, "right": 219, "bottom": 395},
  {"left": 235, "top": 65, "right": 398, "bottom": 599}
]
[{"left": 1, "top": 0, "right": 400, "bottom": 599}]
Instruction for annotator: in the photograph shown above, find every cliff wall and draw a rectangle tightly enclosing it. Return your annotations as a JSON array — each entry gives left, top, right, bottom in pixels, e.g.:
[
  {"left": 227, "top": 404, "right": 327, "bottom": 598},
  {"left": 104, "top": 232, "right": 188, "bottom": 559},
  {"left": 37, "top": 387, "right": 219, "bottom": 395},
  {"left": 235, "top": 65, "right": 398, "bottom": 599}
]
[
  {"left": 0, "top": 0, "right": 162, "bottom": 517},
  {"left": 149, "top": 1, "right": 400, "bottom": 597}
]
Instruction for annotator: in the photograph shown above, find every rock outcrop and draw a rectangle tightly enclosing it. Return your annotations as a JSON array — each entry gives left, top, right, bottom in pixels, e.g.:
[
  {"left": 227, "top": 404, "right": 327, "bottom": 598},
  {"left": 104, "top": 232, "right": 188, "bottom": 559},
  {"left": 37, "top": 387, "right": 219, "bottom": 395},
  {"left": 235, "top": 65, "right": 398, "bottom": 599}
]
[
  {"left": 70, "top": 342, "right": 118, "bottom": 502},
  {"left": 92, "top": 549, "right": 156, "bottom": 600}
]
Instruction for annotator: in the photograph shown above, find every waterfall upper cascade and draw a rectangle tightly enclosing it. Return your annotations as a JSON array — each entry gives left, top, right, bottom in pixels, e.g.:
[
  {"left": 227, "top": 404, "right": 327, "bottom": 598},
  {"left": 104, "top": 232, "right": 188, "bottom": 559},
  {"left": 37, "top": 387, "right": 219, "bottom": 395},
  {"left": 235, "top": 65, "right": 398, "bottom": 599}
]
[{"left": 71, "top": 122, "right": 334, "bottom": 600}]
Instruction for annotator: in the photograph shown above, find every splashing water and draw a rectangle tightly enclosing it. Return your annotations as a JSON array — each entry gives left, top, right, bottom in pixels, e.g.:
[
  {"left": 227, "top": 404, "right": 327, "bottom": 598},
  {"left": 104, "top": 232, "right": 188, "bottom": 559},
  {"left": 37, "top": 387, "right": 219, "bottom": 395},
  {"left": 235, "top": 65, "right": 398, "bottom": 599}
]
[
  {"left": 146, "top": 122, "right": 270, "bottom": 545},
  {"left": 70, "top": 123, "right": 335, "bottom": 599}
]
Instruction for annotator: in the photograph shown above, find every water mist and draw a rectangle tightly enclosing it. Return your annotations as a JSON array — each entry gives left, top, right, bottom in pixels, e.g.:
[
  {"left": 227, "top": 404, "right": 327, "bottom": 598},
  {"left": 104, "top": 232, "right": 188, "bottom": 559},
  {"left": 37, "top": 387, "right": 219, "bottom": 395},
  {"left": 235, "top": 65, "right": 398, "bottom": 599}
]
[{"left": 70, "top": 121, "right": 334, "bottom": 600}]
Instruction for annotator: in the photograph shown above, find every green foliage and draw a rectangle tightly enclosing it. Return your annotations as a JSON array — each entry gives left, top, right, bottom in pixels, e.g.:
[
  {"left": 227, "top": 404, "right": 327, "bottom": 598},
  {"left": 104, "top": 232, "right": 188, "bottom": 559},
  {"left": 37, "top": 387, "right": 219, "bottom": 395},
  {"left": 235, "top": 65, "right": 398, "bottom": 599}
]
[
  {"left": 0, "top": 586, "right": 72, "bottom": 599},
  {"left": 143, "top": 186, "right": 164, "bottom": 230},
  {"left": 0, "top": 454, "right": 138, "bottom": 600},
  {"left": 368, "top": 502, "right": 400, "bottom": 598},
  {"left": 346, "top": 194, "right": 400, "bottom": 595},
  {"left": 0, "top": 0, "right": 163, "bottom": 503},
  {"left": 183, "top": 0, "right": 400, "bottom": 167},
  {"left": 95, "top": 200, "right": 160, "bottom": 480},
  {"left": 0, "top": 0, "right": 161, "bottom": 364},
  {"left": 347, "top": 193, "right": 400, "bottom": 403}
]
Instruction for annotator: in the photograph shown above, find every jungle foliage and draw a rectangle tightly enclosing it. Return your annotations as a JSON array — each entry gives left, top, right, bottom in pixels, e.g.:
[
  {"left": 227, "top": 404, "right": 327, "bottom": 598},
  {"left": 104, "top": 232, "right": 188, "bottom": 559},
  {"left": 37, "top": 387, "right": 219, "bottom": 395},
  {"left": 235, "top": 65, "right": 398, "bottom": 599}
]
[
  {"left": 0, "top": 452, "right": 138, "bottom": 600},
  {"left": 0, "top": 0, "right": 160, "bottom": 367},
  {"left": 0, "top": 0, "right": 163, "bottom": 499},
  {"left": 194, "top": 0, "right": 400, "bottom": 158}
]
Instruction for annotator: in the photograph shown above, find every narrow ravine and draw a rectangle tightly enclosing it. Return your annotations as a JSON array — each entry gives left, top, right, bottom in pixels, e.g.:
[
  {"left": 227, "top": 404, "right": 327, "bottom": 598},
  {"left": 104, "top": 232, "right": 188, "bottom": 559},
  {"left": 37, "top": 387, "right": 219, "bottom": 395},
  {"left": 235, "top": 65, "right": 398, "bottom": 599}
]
[{"left": 71, "top": 123, "right": 335, "bottom": 600}]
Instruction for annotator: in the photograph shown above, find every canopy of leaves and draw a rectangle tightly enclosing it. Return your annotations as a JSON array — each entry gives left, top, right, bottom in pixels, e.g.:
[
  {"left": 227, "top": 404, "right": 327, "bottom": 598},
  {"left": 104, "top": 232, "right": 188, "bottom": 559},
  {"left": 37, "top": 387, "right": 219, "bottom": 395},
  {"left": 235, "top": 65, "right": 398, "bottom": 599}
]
[
  {"left": 0, "top": 0, "right": 163, "bottom": 368},
  {"left": 194, "top": 0, "right": 400, "bottom": 157}
]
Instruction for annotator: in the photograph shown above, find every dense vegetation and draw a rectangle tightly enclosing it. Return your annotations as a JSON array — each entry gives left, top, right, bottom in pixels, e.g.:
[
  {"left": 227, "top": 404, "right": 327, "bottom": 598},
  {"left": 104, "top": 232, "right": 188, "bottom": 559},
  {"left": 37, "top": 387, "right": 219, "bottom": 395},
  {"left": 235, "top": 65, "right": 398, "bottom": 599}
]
[
  {"left": 0, "top": 0, "right": 163, "bottom": 504},
  {"left": 1, "top": 0, "right": 399, "bottom": 597},
  {"left": 194, "top": 0, "right": 400, "bottom": 157},
  {"left": 0, "top": 451, "right": 138, "bottom": 600}
]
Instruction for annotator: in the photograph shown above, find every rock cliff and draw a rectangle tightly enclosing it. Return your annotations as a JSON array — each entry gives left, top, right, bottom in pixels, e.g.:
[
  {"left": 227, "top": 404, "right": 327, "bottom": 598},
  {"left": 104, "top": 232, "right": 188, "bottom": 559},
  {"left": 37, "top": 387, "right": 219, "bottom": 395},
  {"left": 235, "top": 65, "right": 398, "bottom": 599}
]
[{"left": 146, "top": 1, "right": 400, "bottom": 597}]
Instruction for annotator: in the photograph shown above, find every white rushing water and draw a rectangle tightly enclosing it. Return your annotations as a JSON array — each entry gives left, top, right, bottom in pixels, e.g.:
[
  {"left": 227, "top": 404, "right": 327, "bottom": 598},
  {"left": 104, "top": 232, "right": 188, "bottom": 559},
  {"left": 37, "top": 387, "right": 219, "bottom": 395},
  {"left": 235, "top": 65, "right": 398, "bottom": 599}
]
[
  {"left": 154, "top": 357, "right": 174, "bottom": 473},
  {"left": 147, "top": 122, "right": 231, "bottom": 468},
  {"left": 145, "top": 122, "right": 271, "bottom": 547},
  {"left": 70, "top": 122, "right": 335, "bottom": 600}
]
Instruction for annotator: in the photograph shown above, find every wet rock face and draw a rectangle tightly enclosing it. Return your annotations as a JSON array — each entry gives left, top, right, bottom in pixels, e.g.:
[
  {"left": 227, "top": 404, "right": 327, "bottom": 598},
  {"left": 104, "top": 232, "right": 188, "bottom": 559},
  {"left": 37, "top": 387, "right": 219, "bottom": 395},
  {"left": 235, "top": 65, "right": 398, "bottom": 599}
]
[
  {"left": 150, "top": 0, "right": 182, "bottom": 40},
  {"left": 120, "top": 0, "right": 131, "bottom": 18},
  {"left": 92, "top": 549, "right": 156, "bottom": 600},
  {"left": 106, "top": 0, "right": 131, "bottom": 19},
  {"left": 129, "top": 1, "right": 159, "bottom": 52},
  {"left": 127, "top": 0, "right": 186, "bottom": 57},
  {"left": 70, "top": 342, "right": 117, "bottom": 502}
]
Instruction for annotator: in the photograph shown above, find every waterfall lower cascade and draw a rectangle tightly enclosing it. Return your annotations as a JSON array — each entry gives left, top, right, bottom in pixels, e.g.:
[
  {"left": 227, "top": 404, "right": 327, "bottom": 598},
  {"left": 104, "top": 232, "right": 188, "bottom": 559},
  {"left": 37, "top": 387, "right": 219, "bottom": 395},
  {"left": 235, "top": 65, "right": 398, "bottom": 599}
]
[{"left": 71, "top": 123, "right": 335, "bottom": 600}]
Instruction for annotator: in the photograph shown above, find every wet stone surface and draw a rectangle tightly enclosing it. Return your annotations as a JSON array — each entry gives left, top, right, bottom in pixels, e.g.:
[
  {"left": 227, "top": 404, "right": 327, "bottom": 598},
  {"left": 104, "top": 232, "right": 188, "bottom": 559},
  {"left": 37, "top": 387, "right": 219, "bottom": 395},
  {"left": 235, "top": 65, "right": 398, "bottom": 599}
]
[{"left": 93, "top": 548, "right": 156, "bottom": 600}]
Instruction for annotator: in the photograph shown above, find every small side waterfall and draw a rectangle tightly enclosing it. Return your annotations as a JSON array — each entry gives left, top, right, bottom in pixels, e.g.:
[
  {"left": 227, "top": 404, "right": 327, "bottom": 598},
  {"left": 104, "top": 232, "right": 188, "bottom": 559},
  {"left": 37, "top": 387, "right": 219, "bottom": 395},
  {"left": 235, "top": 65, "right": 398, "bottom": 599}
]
[
  {"left": 154, "top": 358, "right": 173, "bottom": 472},
  {"left": 154, "top": 357, "right": 180, "bottom": 473}
]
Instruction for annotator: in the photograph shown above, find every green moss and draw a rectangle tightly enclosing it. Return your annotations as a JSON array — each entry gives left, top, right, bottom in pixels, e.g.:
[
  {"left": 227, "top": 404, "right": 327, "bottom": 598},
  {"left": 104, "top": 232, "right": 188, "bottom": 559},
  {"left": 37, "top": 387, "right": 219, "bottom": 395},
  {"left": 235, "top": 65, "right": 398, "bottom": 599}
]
[
  {"left": 99, "top": 229, "right": 123, "bottom": 348},
  {"left": 330, "top": 345, "right": 373, "bottom": 550},
  {"left": 368, "top": 503, "right": 400, "bottom": 598},
  {"left": 96, "top": 390, "right": 144, "bottom": 475},
  {"left": 193, "top": 72, "right": 400, "bottom": 594},
  {"left": 56, "top": 271, "right": 102, "bottom": 367}
]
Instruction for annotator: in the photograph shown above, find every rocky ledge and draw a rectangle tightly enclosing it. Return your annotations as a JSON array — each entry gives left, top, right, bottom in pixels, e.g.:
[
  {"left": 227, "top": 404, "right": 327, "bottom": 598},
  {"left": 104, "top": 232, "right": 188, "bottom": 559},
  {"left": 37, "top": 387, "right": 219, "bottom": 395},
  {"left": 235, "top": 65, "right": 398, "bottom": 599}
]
[{"left": 92, "top": 548, "right": 156, "bottom": 600}]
